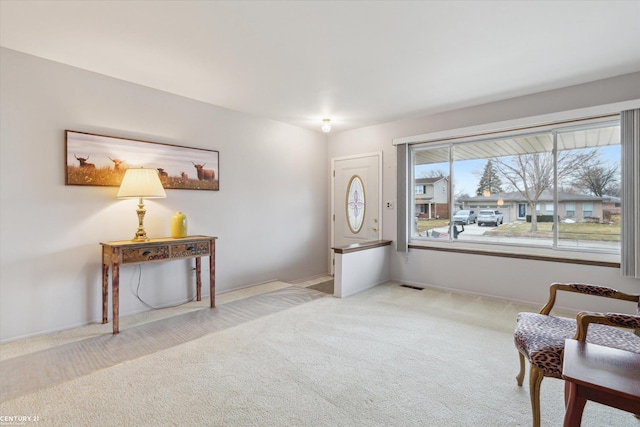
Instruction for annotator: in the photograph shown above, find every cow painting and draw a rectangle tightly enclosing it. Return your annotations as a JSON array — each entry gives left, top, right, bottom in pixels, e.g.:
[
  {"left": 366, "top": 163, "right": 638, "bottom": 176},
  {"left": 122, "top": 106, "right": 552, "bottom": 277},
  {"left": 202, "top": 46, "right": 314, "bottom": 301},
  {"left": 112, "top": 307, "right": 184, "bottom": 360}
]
[
  {"left": 192, "top": 162, "right": 215, "bottom": 182},
  {"left": 74, "top": 154, "right": 95, "bottom": 169},
  {"left": 109, "top": 157, "right": 126, "bottom": 170}
]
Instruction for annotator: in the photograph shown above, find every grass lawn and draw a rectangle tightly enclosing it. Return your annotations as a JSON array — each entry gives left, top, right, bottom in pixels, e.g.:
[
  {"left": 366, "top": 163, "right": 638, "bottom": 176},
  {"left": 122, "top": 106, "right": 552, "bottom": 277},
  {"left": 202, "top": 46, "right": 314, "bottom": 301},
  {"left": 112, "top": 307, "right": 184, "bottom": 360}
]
[
  {"left": 485, "top": 221, "right": 621, "bottom": 241},
  {"left": 416, "top": 219, "right": 450, "bottom": 234},
  {"left": 416, "top": 219, "right": 620, "bottom": 242}
]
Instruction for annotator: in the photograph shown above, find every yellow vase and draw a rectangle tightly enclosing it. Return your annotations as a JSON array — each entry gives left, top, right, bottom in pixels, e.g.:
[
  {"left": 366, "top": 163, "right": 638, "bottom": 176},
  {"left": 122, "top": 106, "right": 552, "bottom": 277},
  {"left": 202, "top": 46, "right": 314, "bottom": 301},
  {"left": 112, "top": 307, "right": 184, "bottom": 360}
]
[{"left": 171, "top": 211, "right": 187, "bottom": 238}]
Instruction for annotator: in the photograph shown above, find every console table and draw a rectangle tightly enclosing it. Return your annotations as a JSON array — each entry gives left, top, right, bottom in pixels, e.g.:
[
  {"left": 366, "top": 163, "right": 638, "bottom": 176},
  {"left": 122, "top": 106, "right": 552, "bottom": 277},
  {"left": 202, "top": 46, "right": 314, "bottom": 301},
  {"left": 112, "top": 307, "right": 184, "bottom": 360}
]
[
  {"left": 562, "top": 339, "right": 640, "bottom": 426},
  {"left": 101, "top": 235, "right": 217, "bottom": 334}
]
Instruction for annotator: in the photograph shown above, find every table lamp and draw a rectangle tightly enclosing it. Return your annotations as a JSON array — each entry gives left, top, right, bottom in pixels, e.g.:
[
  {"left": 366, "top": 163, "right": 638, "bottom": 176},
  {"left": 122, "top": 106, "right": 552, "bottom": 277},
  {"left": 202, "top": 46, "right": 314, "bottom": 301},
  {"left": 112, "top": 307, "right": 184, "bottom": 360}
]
[{"left": 117, "top": 167, "right": 167, "bottom": 241}]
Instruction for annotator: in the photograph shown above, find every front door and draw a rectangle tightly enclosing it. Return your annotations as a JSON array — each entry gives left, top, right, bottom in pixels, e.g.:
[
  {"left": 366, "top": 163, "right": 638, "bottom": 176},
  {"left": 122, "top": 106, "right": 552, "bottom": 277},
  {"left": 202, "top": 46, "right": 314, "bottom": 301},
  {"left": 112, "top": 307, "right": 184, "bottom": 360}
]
[
  {"left": 331, "top": 152, "right": 382, "bottom": 273},
  {"left": 518, "top": 203, "right": 527, "bottom": 220}
]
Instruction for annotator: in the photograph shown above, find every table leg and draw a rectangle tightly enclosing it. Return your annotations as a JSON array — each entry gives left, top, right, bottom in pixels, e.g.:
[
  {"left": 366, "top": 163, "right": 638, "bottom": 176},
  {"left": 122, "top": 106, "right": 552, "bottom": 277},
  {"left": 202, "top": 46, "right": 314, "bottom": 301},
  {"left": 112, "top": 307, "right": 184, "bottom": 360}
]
[
  {"left": 563, "top": 381, "right": 587, "bottom": 427},
  {"left": 112, "top": 248, "right": 120, "bottom": 334},
  {"left": 195, "top": 257, "right": 202, "bottom": 301},
  {"left": 102, "top": 263, "right": 109, "bottom": 324},
  {"left": 210, "top": 240, "right": 215, "bottom": 308}
]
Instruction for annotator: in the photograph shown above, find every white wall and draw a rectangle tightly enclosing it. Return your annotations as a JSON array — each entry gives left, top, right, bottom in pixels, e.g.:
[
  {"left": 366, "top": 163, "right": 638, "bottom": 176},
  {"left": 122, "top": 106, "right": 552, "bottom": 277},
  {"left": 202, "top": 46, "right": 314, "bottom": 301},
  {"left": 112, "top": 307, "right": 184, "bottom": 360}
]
[
  {"left": 2, "top": 48, "right": 638, "bottom": 342},
  {"left": 328, "top": 72, "right": 640, "bottom": 312},
  {"left": 334, "top": 245, "right": 391, "bottom": 298},
  {"left": 0, "top": 48, "right": 329, "bottom": 342}
]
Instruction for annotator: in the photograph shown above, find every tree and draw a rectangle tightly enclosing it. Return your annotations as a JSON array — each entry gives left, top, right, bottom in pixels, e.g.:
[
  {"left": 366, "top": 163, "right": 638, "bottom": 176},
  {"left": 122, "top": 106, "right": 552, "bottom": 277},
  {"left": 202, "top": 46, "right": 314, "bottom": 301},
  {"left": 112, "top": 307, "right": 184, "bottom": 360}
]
[
  {"left": 492, "top": 150, "right": 597, "bottom": 231},
  {"left": 475, "top": 160, "right": 503, "bottom": 196},
  {"left": 454, "top": 190, "right": 470, "bottom": 201},
  {"left": 571, "top": 163, "right": 619, "bottom": 197}
]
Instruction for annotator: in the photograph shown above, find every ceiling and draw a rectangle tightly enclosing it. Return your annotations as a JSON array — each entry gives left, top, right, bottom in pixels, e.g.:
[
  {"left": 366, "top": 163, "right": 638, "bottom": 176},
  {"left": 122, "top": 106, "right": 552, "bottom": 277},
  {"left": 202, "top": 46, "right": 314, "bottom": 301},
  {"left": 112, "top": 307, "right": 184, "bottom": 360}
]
[{"left": 1, "top": 1, "right": 639, "bottom": 133}]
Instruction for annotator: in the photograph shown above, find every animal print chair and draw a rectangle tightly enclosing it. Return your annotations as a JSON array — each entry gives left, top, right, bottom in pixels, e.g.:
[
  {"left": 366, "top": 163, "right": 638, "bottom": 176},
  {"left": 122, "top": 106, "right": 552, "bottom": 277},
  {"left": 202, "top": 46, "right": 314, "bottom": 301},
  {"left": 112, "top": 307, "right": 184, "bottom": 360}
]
[
  {"left": 513, "top": 283, "right": 640, "bottom": 427},
  {"left": 571, "top": 311, "right": 640, "bottom": 420}
]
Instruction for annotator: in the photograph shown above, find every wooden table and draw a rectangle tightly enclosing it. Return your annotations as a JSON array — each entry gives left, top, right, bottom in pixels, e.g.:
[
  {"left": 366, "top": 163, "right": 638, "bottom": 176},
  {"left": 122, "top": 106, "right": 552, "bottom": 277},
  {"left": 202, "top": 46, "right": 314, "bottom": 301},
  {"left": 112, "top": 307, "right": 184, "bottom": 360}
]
[
  {"left": 562, "top": 339, "right": 640, "bottom": 426},
  {"left": 101, "top": 235, "right": 217, "bottom": 334}
]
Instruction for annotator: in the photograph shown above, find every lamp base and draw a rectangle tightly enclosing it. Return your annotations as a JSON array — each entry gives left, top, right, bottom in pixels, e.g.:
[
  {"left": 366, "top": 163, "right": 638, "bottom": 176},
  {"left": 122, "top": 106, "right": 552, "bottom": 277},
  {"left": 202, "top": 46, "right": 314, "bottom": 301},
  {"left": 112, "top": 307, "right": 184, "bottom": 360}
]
[
  {"left": 131, "top": 198, "right": 150, "bottom": 242},
  {"left": 131, "top": 229, "right": 149, "bottom": 242}
]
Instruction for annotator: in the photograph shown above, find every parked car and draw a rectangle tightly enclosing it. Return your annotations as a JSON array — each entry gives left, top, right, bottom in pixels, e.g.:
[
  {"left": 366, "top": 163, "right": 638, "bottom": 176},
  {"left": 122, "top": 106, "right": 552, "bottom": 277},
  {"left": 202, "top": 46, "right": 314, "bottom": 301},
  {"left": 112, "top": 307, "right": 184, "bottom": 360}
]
[
  {"left": 477, "top": 209, "right": 504, "bottom": 226},
  {"left": 452, "top": 209, "right": 477, "bottom": 225}
]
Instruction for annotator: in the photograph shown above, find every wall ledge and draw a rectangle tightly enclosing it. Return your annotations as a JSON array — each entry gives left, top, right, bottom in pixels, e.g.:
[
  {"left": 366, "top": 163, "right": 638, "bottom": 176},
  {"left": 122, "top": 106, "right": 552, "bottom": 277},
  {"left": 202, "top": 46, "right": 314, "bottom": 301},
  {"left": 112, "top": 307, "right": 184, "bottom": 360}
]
[
  {"left": 333, "top": 240, "right": 392, "bottom": 254},
  {"left": 408, "top": 244, "right": 620, "bottom": 268}
]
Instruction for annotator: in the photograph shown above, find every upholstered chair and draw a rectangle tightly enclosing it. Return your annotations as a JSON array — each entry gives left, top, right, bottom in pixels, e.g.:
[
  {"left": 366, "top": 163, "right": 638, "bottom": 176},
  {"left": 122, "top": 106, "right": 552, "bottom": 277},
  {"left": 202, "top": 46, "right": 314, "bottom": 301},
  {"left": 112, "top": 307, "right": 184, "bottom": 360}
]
[
  {"left": 513, "top": 283, "right": 640, "bottom": 427},
  {"left": 570, "top": 311, "right": 640, "bottom": 420},
  {"left": 575, "top": 311, "right": 640, "bottom": 341}
]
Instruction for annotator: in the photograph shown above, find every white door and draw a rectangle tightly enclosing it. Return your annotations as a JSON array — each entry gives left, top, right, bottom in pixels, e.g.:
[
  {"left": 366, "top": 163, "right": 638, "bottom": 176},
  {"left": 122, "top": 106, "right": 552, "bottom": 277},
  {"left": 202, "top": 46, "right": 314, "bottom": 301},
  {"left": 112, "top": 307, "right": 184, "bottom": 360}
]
[{"left": 331, "top": 153, "right": 382, "bottom": 273}]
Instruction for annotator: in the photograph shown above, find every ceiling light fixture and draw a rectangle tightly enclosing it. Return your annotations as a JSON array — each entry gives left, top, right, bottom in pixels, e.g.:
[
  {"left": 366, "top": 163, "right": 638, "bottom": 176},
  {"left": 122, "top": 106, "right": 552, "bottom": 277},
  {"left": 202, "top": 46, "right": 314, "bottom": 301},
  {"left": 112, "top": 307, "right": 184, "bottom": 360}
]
[{"left": 321, "top": 119, "right": 331, "bottom": 133}]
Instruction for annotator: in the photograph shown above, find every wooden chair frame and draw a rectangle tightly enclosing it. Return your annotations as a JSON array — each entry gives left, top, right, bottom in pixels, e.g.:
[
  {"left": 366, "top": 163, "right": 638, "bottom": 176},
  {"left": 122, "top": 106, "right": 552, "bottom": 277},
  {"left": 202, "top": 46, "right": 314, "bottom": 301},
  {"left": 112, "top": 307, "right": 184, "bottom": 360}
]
[
  {"left": 569, "top": 311, "right": 640, "bottom": 420},
  {"left": 515, "top": 282, "right": 640, "bottom": 427},
  {"left": 574, "top": 311, "right": 640, "bottom": 341}
]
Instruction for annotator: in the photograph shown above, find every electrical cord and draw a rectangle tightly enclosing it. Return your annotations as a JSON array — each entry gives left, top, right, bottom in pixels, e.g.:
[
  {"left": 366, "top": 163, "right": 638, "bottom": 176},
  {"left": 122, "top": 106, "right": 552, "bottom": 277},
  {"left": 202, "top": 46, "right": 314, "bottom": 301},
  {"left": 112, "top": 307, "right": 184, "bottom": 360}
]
[{"left": 133, "top": 265, "right": 197, "bottom": 310}]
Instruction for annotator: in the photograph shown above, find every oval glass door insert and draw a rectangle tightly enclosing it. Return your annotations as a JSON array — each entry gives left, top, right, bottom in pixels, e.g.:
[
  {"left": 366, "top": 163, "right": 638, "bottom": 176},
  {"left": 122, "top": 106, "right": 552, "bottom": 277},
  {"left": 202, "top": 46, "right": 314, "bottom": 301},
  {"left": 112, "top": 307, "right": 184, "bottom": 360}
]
[{"left": 346, "top": 175, "right": 366, "bottom": 233}]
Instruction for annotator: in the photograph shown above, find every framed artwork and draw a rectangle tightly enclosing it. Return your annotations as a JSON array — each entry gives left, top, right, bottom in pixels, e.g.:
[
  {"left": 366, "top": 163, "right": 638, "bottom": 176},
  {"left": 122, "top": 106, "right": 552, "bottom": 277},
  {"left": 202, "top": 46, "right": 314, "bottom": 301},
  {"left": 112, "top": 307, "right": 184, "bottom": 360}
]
[{"left": 65, "top": 130, "right": 219, "bottom": 190}]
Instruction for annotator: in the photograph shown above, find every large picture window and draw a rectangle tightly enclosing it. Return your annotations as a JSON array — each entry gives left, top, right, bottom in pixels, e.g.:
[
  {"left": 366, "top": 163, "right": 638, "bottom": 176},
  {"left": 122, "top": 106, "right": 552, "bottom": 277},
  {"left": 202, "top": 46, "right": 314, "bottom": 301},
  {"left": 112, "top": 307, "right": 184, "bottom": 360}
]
[{"left": 410, "top": 119, "right": 621, "bottom": 254}]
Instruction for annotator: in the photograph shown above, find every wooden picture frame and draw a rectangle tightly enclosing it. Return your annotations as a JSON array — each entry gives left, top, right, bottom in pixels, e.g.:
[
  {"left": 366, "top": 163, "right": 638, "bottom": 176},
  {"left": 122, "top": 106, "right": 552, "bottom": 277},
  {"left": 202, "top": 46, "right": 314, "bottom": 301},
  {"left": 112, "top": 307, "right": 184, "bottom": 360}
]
[{"left": 65, "top": 130, "right": 219, "bottom": 190}]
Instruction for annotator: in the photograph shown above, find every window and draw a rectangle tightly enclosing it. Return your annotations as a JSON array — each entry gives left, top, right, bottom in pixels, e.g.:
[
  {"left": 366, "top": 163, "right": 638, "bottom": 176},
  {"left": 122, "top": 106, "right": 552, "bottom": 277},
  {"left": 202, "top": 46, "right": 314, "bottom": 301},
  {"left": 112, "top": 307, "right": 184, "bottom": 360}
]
[
  {"left": 410, "top": 119, "right": 621, "bottom": 254},
  {"left": 415, "top": 185, "right": 424, "bottom": 195},
  {"left": 545, "top": 204, "right": 554, "bottom": 215},
  {"left": 565, "top": 203, "right": 576, "bottom": 218},
  {"left": 346, "top": 175, "right": 365, "bottom": 233},
  {"left": 412, "top": 147, "right": 450, "bottom": 226}
]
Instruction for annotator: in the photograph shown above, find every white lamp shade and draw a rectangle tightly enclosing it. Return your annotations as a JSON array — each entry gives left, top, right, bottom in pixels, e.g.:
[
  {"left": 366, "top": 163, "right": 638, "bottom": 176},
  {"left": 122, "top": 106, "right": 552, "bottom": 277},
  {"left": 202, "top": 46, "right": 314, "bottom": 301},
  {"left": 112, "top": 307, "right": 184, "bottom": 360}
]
[{"left": 117, "top": 168, "right": 167, "bottom": 199}]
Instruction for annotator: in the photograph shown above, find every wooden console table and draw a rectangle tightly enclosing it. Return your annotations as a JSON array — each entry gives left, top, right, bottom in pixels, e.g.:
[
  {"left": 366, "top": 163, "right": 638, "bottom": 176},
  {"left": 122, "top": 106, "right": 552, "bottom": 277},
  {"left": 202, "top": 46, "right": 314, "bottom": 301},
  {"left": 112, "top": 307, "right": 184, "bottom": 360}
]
[
  {"left": 101, "top": 235, "right": 217, "bottom": 334},
  {"left": 562, "top": 339, "right": 640, "bottom": 426}
]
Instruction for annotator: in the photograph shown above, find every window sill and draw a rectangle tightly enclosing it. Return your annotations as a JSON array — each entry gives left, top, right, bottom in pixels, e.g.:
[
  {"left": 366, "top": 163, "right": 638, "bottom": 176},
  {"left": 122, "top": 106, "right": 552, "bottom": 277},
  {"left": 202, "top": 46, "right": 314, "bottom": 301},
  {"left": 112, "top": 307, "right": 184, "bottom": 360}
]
[{"left": 407, "top": 240, "right": 620, "bottom": 268}]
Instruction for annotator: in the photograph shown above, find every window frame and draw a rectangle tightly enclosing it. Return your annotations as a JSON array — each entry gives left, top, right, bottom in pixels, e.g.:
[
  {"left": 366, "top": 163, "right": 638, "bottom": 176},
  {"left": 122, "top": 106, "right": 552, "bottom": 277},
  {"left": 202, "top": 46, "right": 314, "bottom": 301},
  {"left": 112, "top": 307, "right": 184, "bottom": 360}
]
[
  {"left": 405, "top": 115, "right": 622, "bottom": 264},
  {"left": 582, "top": 202, "right": 594, "bottom": 218},
  {"left": 565, "top": 202, "right": 576, "bottom": 218}
]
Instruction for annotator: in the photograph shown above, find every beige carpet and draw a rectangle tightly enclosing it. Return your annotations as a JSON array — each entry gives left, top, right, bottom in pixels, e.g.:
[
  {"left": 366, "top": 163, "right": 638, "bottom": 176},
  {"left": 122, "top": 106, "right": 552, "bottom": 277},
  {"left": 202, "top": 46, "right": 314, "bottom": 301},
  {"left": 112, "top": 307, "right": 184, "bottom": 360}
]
[
  {"left": 1, "top": 281, "right": 637, "bottom": 426},
  {"left": 0, "top": 286, "right": 326, "bottom": 401}
]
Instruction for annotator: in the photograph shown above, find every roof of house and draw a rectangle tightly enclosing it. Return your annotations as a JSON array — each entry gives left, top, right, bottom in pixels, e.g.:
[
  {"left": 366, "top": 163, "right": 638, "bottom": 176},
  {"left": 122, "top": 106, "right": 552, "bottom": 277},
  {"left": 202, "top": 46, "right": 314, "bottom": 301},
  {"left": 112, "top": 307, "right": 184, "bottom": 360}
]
[
  {"left": 602, "top": 195, "right": 621, "bottom": 203},
  {"left": 415, "top": 177, "right": 447, "bottom": 185}
]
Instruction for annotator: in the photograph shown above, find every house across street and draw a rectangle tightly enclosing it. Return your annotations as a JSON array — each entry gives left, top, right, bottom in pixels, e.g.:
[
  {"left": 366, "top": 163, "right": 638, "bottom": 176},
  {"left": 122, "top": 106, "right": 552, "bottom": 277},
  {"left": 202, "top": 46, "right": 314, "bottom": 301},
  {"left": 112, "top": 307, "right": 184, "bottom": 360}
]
[{"left": 456, "top": 189, "right": 614, "bottom": 224}]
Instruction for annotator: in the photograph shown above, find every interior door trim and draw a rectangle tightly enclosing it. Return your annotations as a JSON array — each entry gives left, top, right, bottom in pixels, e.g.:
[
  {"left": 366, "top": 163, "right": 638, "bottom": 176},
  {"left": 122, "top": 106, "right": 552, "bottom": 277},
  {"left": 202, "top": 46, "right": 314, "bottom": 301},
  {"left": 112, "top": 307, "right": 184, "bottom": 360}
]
[{"left": 330, "top": 151, "right": 383, "bottom": 275}]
